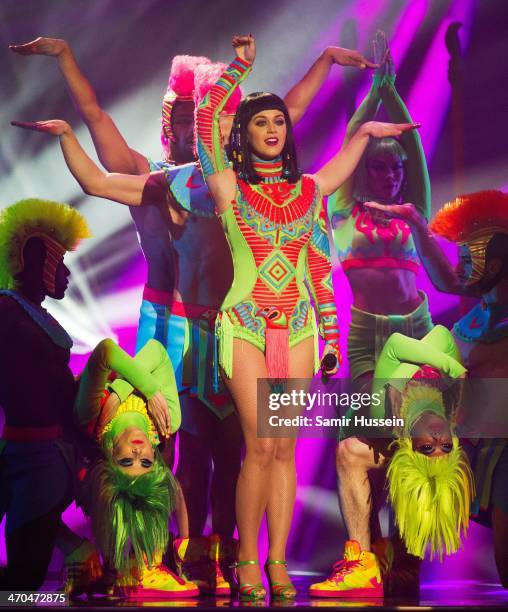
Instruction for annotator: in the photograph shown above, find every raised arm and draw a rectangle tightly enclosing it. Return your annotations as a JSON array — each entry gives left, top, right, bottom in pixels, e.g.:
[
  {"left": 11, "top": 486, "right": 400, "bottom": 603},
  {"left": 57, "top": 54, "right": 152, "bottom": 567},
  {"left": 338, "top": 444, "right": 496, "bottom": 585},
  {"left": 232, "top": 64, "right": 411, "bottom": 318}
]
[
  {"left": 11, "top": 120, "right": 168, "bottom": 207},
  {"left": 379, "top": 54, "right": 431, "bottom": 221},
  {"left": 326, "top": 79, "right": 383, "bottom": 224},
  {"left": 10, "top": 37, "right": 148, "bottom": 174},
  {"left": 195, "top": 35, "right": 254, "bottom": 212},
  {"left": 305, "top": 199, "right": 341, "bottom": 370},
  {"left": 284, "top": 46, "right": 377, "bottom": 125},
  {"left": 313, "top": 120, "right": 419, "bottom": 197}
]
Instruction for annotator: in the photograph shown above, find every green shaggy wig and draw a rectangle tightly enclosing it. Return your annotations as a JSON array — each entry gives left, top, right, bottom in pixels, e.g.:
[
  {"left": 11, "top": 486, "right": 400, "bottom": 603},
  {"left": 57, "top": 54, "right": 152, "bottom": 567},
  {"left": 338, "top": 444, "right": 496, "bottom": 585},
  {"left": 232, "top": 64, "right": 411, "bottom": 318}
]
[
  {"left": 0, "top": 198, "right": 91, "bottom": 289},
  {"left": 387, "top": 437, "right": 474, "bottom": 560},
  {"left": 88, "top": 452, "right": 177, "bottom": 573}
]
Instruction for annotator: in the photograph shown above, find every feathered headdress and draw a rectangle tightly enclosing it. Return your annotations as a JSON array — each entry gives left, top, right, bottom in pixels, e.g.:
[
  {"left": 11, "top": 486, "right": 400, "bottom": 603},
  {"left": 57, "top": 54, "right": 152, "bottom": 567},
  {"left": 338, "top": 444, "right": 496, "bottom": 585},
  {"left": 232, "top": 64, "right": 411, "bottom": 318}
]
[
  {"left": 193, "top": 61, "right": 243, "bottom": 114},
  {"left": 0, "top": 198, "right": 91, "bottom": 292},
  {"left": 161, "top": 55, "right": 211, "bottom": 155},
  {"left": 430, "top": 190, "right": 508, "bottom": 284}
]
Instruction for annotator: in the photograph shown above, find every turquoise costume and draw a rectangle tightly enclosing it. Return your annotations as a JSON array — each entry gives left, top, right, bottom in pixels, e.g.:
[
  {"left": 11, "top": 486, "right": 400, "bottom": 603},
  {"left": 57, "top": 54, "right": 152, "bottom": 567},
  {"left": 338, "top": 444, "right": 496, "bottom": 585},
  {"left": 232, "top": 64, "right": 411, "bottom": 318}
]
[{"left": 135, "top": 160, "right": 234, "bottom": 421}]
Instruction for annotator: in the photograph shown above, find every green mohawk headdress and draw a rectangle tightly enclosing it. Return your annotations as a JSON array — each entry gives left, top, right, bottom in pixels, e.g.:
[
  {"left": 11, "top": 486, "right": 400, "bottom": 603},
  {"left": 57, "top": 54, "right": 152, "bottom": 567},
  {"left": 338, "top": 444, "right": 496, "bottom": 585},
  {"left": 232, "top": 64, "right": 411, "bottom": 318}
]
[
  {"left": 387, "top": 437, "right": 474, "bottom": 560},
  {"left": 0, "top": 198, "right": 91, "bottom": 290}
]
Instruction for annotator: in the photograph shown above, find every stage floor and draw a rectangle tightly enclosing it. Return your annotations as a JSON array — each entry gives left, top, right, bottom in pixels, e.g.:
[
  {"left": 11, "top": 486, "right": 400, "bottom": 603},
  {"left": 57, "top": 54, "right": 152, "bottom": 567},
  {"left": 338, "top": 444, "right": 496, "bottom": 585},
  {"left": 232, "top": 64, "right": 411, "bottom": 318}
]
[{"left": 44, "top": 573, "right": 508, "bottom": 609}]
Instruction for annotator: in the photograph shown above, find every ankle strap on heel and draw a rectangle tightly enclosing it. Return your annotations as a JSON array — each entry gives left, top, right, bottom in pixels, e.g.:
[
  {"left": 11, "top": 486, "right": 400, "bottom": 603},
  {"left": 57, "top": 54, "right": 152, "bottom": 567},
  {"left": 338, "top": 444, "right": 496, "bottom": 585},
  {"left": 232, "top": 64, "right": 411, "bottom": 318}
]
[
  {"left": 266, "top": 559, "right": 287, "bottom": 566},
  {"left": 230, "top": 560, "right": 259, "bottom": 569}
]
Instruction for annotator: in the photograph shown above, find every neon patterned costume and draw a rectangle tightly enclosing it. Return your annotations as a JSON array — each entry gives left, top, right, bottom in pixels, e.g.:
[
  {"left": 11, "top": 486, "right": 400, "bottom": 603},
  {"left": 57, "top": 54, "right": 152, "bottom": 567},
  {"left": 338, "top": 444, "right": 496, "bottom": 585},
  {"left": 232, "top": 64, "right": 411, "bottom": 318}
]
[
  {"left": 136, "top": 160, "right": 233, "bottom": 421},
  {"left": 328, "top": 73, "right": 430, "bottom": 266},
  {"left": 196, "top": 57, "right": 340, "bottom": 378},
  {"left": 327, "top": 72, "right": 433, "bottom": 380}
]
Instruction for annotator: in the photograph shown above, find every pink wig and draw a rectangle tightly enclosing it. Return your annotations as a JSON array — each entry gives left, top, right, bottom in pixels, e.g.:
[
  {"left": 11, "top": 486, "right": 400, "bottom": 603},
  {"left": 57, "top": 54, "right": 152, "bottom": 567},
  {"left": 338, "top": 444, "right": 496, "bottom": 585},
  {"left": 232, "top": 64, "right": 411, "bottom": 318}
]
[
  {"left": 161, "top": 55, "right": 211, "bottom": 158},
  {"left": 193, "top": 62, "right": 242, "bottom": 113}
]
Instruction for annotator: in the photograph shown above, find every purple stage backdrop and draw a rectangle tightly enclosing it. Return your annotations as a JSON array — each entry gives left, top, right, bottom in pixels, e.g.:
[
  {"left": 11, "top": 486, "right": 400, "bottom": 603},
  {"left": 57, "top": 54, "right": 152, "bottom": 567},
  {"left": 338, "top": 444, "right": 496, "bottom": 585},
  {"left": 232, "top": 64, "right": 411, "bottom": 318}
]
[{"left": 1, "top": 0, "right": 507, "bottom": 589}]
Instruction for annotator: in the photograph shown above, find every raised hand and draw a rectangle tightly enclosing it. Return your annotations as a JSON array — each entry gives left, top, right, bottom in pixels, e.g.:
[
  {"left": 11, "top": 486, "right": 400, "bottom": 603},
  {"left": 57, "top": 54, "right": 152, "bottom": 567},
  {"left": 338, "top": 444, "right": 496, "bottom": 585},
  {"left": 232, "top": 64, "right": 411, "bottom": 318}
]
[
  {"left": 9, "top": 36, "right": 68, "bottom": 57},
  {"left": 147, "top": 391, "right": 171, "bottom": 439},
  {"left": 232, "top": 34, "right": 256, "bottom": 64},
  {"left": 328, "top": 46, "right": 378, "bottom": 69},
  {"left": 372, "top": 30, "right": 388, "bottom": 70},
  {"left": 362, "top": 120, "right": 420, "bottom": 139},
  {"left": 11, "top": 119, "right": 70, "bottom": 136}
]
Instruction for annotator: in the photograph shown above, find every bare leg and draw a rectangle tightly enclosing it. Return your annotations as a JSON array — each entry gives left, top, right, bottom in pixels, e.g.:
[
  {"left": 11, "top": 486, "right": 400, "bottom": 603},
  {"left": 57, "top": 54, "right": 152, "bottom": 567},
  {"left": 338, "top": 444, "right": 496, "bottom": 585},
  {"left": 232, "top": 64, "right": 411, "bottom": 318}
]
[
  {"left": 266, "top": 337, "right": 314, "bottom": 586},
  {"left": 210, "top": 411, "right": 243, "bottom": 537},
  {"left": 222, "top": 339, "right": 274, "bottom": 587},
  {"left": 336, "top": 437, "right": 385, "bottom": 551}
]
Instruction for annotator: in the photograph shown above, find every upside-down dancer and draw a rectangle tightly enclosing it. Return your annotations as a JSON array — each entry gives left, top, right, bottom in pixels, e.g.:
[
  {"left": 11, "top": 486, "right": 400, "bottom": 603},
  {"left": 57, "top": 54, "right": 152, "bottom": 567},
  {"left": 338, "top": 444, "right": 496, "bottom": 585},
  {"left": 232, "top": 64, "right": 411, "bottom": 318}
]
[
  {"left": 368, "top": 190, "right": 508, "bottom": 588},
  {"left": 309, "top": 326, "right": 473, "bottom": 598}
]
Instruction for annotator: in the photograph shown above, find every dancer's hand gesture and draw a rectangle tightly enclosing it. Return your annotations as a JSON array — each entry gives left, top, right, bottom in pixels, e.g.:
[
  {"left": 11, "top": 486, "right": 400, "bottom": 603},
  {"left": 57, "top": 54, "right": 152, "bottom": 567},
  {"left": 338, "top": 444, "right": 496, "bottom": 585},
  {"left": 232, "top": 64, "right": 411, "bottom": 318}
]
[
  {"left": 147, "top": 391, "right": 172, "bottom": 439},
  {"left": 9, "top": 36, "right": 68, "bottom": 57},
  {"left": 327, "top": 46, "right": 378, "bottom": 69},
  {"left": 232, "top": 34, "right": 256, "bottom": 64},
  {"left": 361, "top": 120, "right": 420, "bottom": 139},
  {"left": 364, "top": 201, "right": 423, "bottom": 226},
  {"left": 11, "top": 119, "right": 71, "bottom": 136}
]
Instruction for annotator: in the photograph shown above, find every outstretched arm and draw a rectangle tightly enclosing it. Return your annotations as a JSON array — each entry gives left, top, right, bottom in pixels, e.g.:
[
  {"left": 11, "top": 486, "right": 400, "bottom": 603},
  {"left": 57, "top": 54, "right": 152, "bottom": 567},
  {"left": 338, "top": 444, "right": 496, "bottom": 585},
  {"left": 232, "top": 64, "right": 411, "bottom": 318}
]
[
  {"left": 12, "top": 120, "right": 168, "bottom": 207},
  {"left": 364, "top": 202, "right": 480, "bottom": 296},
  {"left": 10, "top": 37, "right": 148, "bottom": 174},
  {"left": 284, "top": 46, "right": 377, "bottom": 125},
  {"left": 327, "top": 79, "right": 383, "bottom": 224},
  {"left": 196, "top": 35, "right": 254, "bottom": 212},
  {"left": 313, "top": 120, "right": 419, "bottom": 197}
]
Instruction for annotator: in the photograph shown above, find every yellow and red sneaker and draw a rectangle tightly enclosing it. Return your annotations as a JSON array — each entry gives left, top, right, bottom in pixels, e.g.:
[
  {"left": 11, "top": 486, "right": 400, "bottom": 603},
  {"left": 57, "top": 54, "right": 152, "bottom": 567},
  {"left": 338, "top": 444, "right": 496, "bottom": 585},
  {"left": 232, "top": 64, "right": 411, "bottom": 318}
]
[
  {"left": 308, "top": 540, "right": 383, "bottom": 598},
  {"left": 116, "top": 562, "right": 199, "bottom": 599}
]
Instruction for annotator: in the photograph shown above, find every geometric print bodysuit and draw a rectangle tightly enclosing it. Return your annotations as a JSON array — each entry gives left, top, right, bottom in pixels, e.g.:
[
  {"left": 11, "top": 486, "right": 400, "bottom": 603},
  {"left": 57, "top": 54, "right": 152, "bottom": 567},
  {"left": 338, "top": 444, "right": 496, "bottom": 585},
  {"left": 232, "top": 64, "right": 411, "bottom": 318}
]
[{"left": 196, "top": 56, "right": 340, "bottom": 379}]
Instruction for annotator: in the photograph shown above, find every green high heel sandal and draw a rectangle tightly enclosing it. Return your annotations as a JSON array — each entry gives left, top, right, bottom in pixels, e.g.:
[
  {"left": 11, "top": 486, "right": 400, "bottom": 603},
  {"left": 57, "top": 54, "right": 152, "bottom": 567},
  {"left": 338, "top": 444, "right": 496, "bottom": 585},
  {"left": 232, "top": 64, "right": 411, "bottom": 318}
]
[
  {"left": 264, "top": 560, "right": 297, "bottom": 599},
  {"left": 231, "top": 560, "right": 266, "bottom": 600}
]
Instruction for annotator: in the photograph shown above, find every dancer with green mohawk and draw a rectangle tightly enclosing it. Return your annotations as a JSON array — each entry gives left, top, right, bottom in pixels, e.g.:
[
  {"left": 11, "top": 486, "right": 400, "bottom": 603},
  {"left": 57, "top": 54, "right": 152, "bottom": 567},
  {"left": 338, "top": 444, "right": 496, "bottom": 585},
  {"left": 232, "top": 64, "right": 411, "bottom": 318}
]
[{"left": 0, "top": 198, "right": 92, "bottom": 591}]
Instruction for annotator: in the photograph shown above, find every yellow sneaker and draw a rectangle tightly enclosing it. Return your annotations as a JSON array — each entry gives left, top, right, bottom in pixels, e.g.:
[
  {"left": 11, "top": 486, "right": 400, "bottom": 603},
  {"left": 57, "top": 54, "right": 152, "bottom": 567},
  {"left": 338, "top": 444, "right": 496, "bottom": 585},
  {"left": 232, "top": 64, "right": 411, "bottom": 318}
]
[
  {"left": 208, "top": 534, "right": 232, "bottom": 596},
  {"left": 308, "top": 540, "right": 383, "bottom": 598},
  {"left": 116, "top": 562, "right": 199, "bottom": 599}
]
